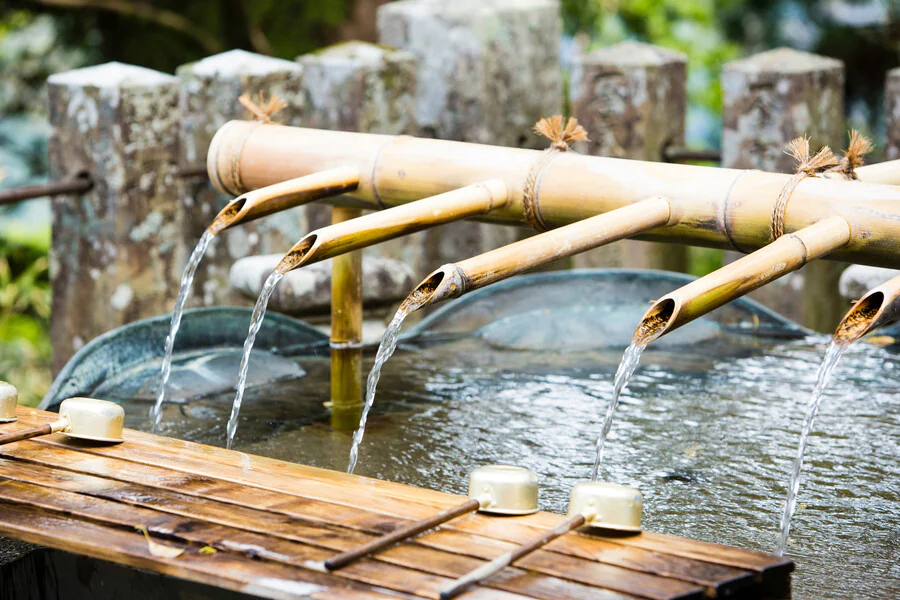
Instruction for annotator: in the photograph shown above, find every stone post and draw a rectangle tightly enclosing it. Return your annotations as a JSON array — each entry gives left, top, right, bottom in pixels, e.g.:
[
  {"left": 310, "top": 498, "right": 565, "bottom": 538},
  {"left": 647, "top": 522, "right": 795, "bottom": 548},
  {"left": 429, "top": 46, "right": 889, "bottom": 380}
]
[
  {"left": 378, "top": 0, "right": 562, "bottom": 270},
  {"left": 885, "top": 68, "right": 900, "bottom": 160},
  {"left": 177, "top": 49, "right": 305, "bottom": 307},
  {"left": 48, "top": 63, "right": 181, "bottom": 375},
  {"left": 722, "top": 48, "right": 846, "bottom": 332},
  {"left": 570, "top": 41, "right": 689, "bottom": 272}
]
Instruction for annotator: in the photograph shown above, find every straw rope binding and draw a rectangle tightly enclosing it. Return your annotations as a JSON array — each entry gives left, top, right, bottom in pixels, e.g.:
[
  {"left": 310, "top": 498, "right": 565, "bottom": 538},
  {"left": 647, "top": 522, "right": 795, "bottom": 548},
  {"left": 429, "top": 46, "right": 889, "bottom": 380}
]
[
  {"left": 769, "top": 137, "right": 837, "bottom": 241},
  {"left": 523, "top": 116, "right": 589, "bottom": 232},
  {"left": 828, "top": 129, "right": 873, "bottom": 181},
  {"left": 239, "top": 91, "right": 287, "bottom": 124}
]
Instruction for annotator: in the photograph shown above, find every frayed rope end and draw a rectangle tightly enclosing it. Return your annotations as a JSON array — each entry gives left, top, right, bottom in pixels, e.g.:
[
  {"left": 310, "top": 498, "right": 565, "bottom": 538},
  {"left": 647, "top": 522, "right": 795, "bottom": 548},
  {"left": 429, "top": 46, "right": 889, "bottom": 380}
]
[
  {"left": 533, "top": 115, "right": 589, "bottom": 151},
  {"left": 239, "top": 91, "right": 287, "bottom": 124}
]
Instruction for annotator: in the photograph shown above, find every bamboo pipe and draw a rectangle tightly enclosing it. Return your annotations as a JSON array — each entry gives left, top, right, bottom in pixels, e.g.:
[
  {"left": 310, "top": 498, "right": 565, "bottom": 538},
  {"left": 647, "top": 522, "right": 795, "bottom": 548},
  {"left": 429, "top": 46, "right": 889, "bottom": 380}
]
[
  {"left": 206, "top": 122, "right": 900, "bottom": 268},
  {"left": 854, "top": 159, "right": 900, "bottom": 186},
  {"left": 274, "top": 180, "right": 509, "bottom": 274},
  {"left": 330, "top": 207, "right": 364, "bottom": 431},
  {"left": 207, "top": 166, "right": 360, "bottom": 234},
  {"left": 633, "top": 216, "right": 853, "bottom": 344},
  {"left": 414, "top": 197, "right": 673, "bottom": 307},
  {"left": 833, "top": 273, "right": 900, "bottom": 345}
]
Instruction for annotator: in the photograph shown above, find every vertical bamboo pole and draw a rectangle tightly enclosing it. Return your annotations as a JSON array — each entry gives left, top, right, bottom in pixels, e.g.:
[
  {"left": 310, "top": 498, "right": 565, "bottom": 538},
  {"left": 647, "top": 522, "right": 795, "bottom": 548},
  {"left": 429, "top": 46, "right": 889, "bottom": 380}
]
[
  {"left": 722, "top": 48, "right": 846, "bottom": 331},
  {"left": 570, "top": 41, "right": 689, "bottom": 272},
  {"left": 330, "top": 207, "right": 364, "bottom": 431}
]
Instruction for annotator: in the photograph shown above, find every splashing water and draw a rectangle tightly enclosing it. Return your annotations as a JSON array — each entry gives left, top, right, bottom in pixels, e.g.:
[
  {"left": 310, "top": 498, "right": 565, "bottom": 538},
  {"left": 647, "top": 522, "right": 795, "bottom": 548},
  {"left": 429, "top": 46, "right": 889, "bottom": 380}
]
[
  {"left": 151, "top": 229, "right": 215, "bottom": 432},
  {"left": 226, "top": 271, "right": 285, "bottom": 449},
  {"left": 776, "top": 340, "right": 846, "bottom": 556},
  {"left": 347, "top": 289, "right": 431, "bottom": 474},
  {"left": 590, "top": 340, "right": 648, "bottom": 480}
]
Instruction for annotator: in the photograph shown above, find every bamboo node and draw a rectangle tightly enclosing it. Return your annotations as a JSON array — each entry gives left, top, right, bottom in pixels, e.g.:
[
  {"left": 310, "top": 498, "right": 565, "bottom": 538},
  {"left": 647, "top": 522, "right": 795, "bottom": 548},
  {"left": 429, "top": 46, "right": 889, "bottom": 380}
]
[
  {"left": 239, "top": 91, "right": 287, "bottom": 124},
  {"left": 523, "top": 116, "right": 589, "bottom": 232},
  {"left": 827, "top": 129, "right": 874, "bottom": 181},
  {"left": 770, "top": 137, "right": 837, "bottom": 241}
]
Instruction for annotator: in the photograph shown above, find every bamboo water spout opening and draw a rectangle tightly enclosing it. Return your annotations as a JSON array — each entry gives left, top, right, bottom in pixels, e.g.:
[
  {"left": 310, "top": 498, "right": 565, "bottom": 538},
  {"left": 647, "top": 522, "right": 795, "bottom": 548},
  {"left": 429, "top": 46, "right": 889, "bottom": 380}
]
[
  {"left": 274, "top": 180, "right": 509, "bottom": 274},
  {"left": 410, "top": 197, "right": 674, "bottom": 308},
  {"left": 634, "top": 216, "right": 854, "bottom": 345},
  {"left": 207, "top": 166, "right": 361, "bottom": 235},
  {"left": 833, "top": 274, "right": 900, "bottom": 345}
]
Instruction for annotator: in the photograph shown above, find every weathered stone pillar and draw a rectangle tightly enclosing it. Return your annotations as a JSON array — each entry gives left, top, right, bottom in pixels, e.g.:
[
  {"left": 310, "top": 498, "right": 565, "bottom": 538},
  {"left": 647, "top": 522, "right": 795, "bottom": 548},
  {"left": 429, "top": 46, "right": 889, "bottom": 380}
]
[
  {"left": 177, "top": 49, "right": 305, "bottom": 307},
  {"left": 297, "top": 41, "right": 424, "bottom": 275},
  {"left": 378, "top": 0, "right": 562, "bottom": 271},
  {"left": 884, "top": 68, "right": 900, "bottom": 160},
  {"left": 570, "top": 41, "right": 689, "bottom": 272},
  {"left": 722, "top": 48, "right": 846, "bottom": 332},
  {"left": 48, "top": 63, "right": 181, "bottom": 374}
]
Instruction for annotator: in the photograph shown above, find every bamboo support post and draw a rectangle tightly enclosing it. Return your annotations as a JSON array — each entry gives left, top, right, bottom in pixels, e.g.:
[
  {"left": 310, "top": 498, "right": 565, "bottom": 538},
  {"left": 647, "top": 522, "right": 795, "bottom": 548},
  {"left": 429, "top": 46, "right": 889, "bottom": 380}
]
[
  {"left": 634, "top": 216, "right": 852, "bottom": 344},
  {"left": 330, "top": 207, "right": 365, "bottom": 431},
  {"left": 722, "top": 48, "right": 847, "bottom": 331},
  {"left": 206, "top": 122, "right": 900, "bottom": 269},
  {"left": 570, "top": 41, "right": 689, "bottom": 272},
  {"left": 833, "top": 273, "right": 900, "bottom": 345},
  {"left": 417, "top": 197, "right": 673, "bottom": 307},
  {"left": 177, "top": 50, "right": 306, "bottom": 307}
]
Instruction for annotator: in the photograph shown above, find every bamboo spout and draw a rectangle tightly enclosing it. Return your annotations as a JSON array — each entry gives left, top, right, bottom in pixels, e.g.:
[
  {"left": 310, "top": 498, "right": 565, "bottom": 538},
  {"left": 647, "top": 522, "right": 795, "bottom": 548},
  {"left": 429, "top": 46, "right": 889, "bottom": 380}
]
[
  {"left": 634, "top": 216, "right": 853, "bottom": 344},
  {"left": 854, "top": 159, "right": 900, "bottom": 185},
  {"left": 207, "top": 167, "right": 360, "bottom": 234},
  {"left": 833, "top": 274, "right": 900, "bottom": 345},
  {"left": 274, "top": 180, "right": 509, "bottom": 274},
  {"left": 414, "top": 197, "right": 674, "bottom": 307}
]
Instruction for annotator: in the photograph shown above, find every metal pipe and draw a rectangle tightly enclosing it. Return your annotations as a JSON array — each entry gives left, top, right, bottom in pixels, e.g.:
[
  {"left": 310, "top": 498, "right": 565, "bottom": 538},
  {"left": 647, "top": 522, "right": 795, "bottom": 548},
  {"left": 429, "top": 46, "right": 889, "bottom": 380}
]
[
  {"left": 206, "top": 122, "right": 900, "bottom": 268},
  {"left": 274, "top": 180, "right": 509, "bottom": 274},
  {"left": 414, "top": 197, "right": 673, "bottom": 307},
  {"left": 833, "top": 273, "right": 900, "bottom": 345},
  {"left": 330, "top": 206, "right": 364, "bottom": 431},
  {"left": 633, "top": 216, "right": 853, "bottom": 344},
  {"left": 0, "top": 172, "right": 93, "bottom": 206},
  {"left": 207, "top": 166, "right": 361, "bottom": 235}
]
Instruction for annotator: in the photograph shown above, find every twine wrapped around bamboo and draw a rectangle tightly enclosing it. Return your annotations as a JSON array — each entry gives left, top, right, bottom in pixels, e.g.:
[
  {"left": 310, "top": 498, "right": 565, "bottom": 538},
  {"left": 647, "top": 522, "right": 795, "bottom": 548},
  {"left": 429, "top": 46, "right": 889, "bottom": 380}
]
[{"left": 769, "top": 138, "right": 837, "bottom": 242}]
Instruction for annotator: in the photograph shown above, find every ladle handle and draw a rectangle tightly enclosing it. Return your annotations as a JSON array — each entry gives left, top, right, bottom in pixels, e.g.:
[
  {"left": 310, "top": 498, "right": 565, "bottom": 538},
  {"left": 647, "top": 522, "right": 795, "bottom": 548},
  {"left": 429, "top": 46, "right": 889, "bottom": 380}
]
[
  {"left": 439, "top": 513, "right": 586, "bottom": 600},
  {"left": 0, "top": 424, "right": 53, "bottom": 446},
  {"left": 325, "top": 497, "right": 481, "bottom": 570}
]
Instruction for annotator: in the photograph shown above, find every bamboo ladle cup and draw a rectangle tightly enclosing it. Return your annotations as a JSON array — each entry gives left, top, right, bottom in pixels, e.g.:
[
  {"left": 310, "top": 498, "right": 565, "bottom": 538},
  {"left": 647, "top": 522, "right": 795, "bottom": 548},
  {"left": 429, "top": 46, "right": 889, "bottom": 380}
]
[
  {"left": 324, "top": 465, "right": 538, "bottom": 571},
  {"left": 0, "top": 398, "right": 125, "bottom": 446},
  {"left": 439, "top": 481, "right": 642, "bottom": 600},
  {"left": 0, "top": 382, "right": 17, "bottom": 423}
]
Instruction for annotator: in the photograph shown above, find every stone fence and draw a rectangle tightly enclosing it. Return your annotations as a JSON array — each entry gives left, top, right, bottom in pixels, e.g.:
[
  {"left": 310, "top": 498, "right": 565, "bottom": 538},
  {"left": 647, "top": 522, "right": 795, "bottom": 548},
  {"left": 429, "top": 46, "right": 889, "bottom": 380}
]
[{"left": 44, "top": 0, "right": 900, "bottom": 372}]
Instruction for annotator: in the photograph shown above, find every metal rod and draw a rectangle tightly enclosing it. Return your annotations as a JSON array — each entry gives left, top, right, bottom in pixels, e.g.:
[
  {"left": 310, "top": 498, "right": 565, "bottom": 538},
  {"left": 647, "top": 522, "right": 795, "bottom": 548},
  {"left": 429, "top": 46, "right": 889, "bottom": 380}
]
[
  {"left": 325, "top": 497, "right": 481, "bottom": 571},
  {"left": 439, "top": 513, "right": 586, "bottom": 600},
  {"left": 205, "top": 122, "right": 900, "bottom": 268},
  {"left": 330, "top": 206, "right": 364, "bottom": 432},
  {"left": 634, "top": 216, "right": 853, "bottom": 344},
  {"left": 0, "top": 173, "right": 93, "bottom": 206}
]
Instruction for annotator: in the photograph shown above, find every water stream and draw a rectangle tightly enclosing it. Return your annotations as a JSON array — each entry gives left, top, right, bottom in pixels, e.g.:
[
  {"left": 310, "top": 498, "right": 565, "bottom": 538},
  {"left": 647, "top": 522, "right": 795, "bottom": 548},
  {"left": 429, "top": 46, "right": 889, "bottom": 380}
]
[
  {"left": 591, "top": 340, "right": 647, "bottom": 480},
  {"left": 776, "top": 340, "right": 847, "bottom": 555},
  {"left": 347, "top": 289, "right": 432, "bottom": 473},
  {"left": 226, "top": 271, "right": 285, "bottom": 449},
  {"left": 151, "top": 229, "right": 214, "bottom": 433}
]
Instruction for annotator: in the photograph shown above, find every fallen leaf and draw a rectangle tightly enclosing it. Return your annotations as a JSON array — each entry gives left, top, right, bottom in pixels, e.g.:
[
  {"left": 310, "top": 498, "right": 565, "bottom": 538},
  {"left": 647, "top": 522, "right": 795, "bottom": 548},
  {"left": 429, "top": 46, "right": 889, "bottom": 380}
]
[
  {"left": 199, "top": 546, "right": 218, "bottom": 555},
  {"left": 135, "top": 525, "right": 185, "bottom": 559}
]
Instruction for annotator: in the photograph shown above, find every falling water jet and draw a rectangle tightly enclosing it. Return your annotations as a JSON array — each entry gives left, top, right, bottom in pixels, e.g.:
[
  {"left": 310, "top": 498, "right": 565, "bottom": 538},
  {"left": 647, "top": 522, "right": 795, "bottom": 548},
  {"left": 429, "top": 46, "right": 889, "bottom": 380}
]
[
  {"left": 593, "top": 216, "right": 852, "bottom": 478},
  {"left": 776, "top": 272, "right": 900, "bottom": 555},
  {"left": 346, "top": 198, "right": 674, "bottom": 473},
  {"left": 151, "top": 168, "right": 361, "bottom": 431}
]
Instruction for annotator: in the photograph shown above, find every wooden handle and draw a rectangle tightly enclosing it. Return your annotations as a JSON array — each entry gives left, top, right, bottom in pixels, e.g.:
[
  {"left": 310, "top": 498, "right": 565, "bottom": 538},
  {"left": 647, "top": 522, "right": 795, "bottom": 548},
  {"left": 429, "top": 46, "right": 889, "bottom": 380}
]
[
  {"left": 324, "top": 497, "right": 480, "bottom": 570},
  {"left": 0, "top": 424, "right": 52, "bottom": 446},
  {"left": 439, "top": 513, "right": 586, "bottom": 600}
]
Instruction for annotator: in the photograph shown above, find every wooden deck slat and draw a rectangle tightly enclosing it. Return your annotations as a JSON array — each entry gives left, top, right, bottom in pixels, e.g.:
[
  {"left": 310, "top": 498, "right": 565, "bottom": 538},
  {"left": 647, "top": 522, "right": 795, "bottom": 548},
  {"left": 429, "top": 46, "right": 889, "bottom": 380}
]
[
  {"left": 0, "top": 461, "right": 655, "bottom": 600},
  {"left": 0, "top": 407, "right": 792, "bottom": 599},
  {"left": 0, "top": 439, "right": 749, "bottom": 598},
  {"left": 11, "top": 408, "right": 790, "bottom": 580}
]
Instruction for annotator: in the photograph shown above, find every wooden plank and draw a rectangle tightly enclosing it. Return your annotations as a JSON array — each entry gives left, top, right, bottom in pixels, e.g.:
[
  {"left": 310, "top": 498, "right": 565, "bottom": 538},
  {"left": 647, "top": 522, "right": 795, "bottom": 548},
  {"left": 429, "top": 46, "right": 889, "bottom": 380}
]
[
  {"left": 0, "top": 501, "right": 402, "bottom": 600},
  {"left": 0, "top": 440, "right": 747, "bottom": 598},
  {"left": 6, "top": 408, "right": 790, "bottom": 589},
  {"left": 0, "top": 461, "right": 651, "bottom": 600}
]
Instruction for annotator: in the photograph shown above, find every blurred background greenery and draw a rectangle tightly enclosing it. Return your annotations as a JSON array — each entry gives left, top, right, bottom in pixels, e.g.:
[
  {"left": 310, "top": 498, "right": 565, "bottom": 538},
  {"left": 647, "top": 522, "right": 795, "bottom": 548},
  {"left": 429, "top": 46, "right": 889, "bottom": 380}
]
[{"left": 0, "top": 0, "right": 897, "bottom": 405}]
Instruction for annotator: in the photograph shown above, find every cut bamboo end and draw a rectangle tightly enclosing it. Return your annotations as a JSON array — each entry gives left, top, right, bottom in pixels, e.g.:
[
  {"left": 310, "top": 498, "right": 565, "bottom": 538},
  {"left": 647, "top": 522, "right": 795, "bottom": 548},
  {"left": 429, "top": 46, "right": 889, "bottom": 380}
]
[
  {"left": 634, "top": 216, "right": 852, "bottom": 343},
  {"left": 833, "top": 273, "right": 900, "bottom": 345},
  {"left": 207, "top": 166, "right": 361, "bottom": 235}
]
